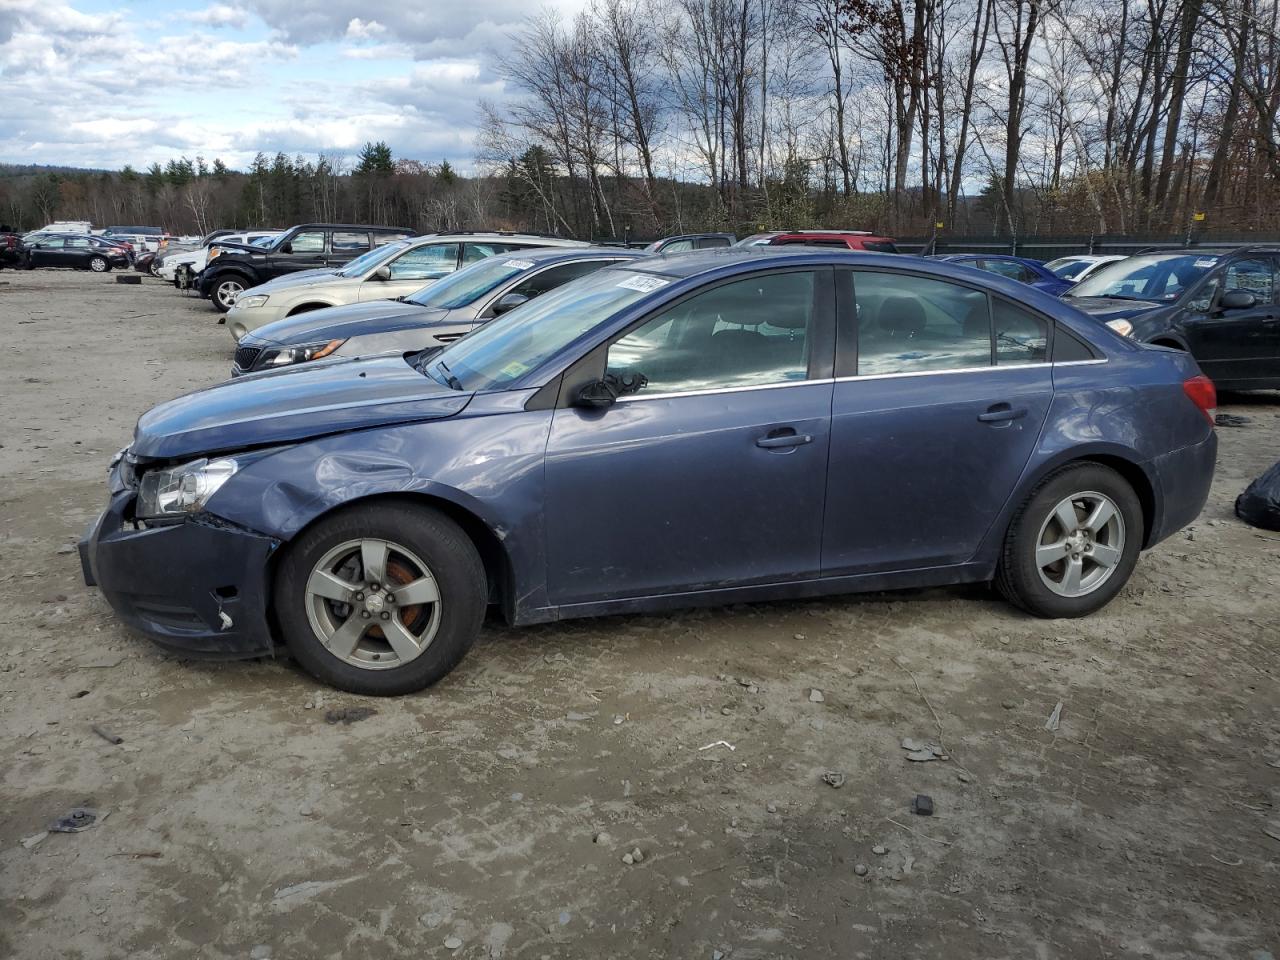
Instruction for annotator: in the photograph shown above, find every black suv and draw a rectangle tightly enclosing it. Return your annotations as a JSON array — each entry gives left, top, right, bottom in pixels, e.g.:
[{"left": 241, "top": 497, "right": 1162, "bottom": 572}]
[
  {"left": 198, "top": 223, "right": 415, "bottom": 311},
  {"left": 1065, "top": 244, "right": 1280, "bottom": 390}
]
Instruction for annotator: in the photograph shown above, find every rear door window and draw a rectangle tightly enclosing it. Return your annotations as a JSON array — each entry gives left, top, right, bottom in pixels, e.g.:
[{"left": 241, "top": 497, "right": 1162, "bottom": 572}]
[
  {"left": 331, "top": 231, "right": 371, "bottom": 253},
  {"left": 463, "top": 242, "right": 531, "bottom": 263},
  {"left": 852, "top": 271, "right": 991, "bottom": 375}
]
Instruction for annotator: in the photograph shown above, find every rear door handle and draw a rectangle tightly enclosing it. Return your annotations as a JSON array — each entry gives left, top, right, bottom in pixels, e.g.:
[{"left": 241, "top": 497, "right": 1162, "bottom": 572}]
[
  {"left": 978, "top": 404, "right": 1028, "bottom": 423},
  {"left": 756, "top": 430, "right": 813, "bottom": 449}
]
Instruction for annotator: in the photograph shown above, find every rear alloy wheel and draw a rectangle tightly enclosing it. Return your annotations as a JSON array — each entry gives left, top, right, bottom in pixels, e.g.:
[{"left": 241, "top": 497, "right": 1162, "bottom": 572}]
[
  {"left": 150, "top": 260, "right": 162, "bottom": 278},
  {"left": 276, "top": 503, "right": 486, "bottom": 695},
  {"left": 88, "top": 255, "right": 109, "bottom": 273},
  {"left": 996, "top": 463, "right": 1143, "bottom": 618},
  {"left": 212, "top": 277, "right": 245, "bottom": 312}
]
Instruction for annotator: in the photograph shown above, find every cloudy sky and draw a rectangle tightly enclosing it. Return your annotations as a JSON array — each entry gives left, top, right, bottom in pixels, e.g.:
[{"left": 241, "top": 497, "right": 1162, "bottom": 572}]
[{"left": 0, "top": 0, "right": 586, "bottom": 172}]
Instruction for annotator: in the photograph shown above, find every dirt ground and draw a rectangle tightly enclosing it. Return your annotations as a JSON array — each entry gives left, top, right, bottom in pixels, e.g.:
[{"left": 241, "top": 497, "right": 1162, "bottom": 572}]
[{"left": 0, "top": 268, "right": 1278, "bottom": 960}]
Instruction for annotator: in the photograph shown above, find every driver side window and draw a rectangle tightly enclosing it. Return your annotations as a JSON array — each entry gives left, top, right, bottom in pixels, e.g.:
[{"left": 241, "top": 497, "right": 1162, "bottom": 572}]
[
  {"left": 605, "top": 271, "right": 816, "bottom": 397},
  {"left": 1222, "top": 258, "right": 1275, "bottom": 302},
  {"left": 289, "top": 231, "right": 325, "bottom": 253},
  {"left": 389, "top": 243, "right": 459, "bottom": 279}
]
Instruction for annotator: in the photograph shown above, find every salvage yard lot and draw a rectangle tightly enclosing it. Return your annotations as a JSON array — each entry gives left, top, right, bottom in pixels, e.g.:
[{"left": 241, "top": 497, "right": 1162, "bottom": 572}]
[{"left": 1, "top": 271, "right": 1278, "bottom": 959}]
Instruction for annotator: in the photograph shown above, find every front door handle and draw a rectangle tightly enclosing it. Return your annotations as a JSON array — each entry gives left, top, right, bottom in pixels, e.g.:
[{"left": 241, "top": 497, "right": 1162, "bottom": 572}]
[
  {"left": 756, "top": 429, "right": 813, "bottom": 449},
  {"left": 978, "top": 403, "right": 1028, "bottom": 424}
]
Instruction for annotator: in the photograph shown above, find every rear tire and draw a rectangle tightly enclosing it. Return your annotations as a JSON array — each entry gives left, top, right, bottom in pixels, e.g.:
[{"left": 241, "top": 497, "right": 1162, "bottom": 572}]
[
  {"left": 995, "top": 462, "right": 1143, "bottom": 618},
  {"left": 275, "top": 502, "right": 487, "bottom": 695}
]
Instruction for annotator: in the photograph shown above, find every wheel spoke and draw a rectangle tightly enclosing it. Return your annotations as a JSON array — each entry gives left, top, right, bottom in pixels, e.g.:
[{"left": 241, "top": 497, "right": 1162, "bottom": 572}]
[
  {"left": 360, "top": 539, "right": 389, "bottom": 585},
  {"left": 1090, "top": 543, "right": 1121, "bottom": 568},
  {"left": 308, "top": 569, "right": 359, "bottom": 603},
  {"left": 382, "top": 618, "right": 423, "bottom": 661},
  {"left": 1036, "top": 541, "right": 1069, "bottom": 568},
  {"left": 1053, "top": 500, "right": 1079, "bottom": 536},
  {"left": 326, "top": 613, "right": 369, "bottom": 659},
  {"left": 395, "top": 575, "right": 439, "bottom": 606},
  {"left": 1082, "top": 499, "right": 1116, "bottom": 533},
  {"left": 1062, "top": 556, "right": 1084, "bottom": 595}
]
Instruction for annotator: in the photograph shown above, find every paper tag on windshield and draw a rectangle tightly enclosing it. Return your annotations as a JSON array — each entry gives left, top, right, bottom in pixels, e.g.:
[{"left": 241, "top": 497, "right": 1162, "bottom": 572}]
[
  {"left": 617, "top": 274, "right": 669, "bottom": 293},
  {"left": 1194, "top": 258, "right": 1217, "bottom": 268},
  {"left": 504, "top": 259, "right": 534, "bottom": 269}
]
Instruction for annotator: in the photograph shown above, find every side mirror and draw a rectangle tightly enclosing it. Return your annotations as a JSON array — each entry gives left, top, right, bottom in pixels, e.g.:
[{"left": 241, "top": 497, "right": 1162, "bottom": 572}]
[
  {"left": 280, "top": 241, "right": 293, "bottom": 254},
  {"left": 372, "top": 264, "right": 392, "bottom": 281},
  {"left": 492, "top": 292, "right": 529, "bottom": 315},
  {"left": 575, "top": 378, "right": 620, "bottom": 408},
  {"left": 573, "top": 372, "right": 648, "bottom": 408},
  {"left": 1219, "top": 289, "right": 1256, "bottom": 311}
]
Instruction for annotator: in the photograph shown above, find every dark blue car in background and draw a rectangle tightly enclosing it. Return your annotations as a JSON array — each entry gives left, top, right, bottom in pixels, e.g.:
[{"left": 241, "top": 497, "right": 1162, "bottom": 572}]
[
  {"left": 80, "top": 249, "right": 1218, "bottom": 695},
  {"left": 930, "top": 253, "right": 1075, "bottom": 296}
]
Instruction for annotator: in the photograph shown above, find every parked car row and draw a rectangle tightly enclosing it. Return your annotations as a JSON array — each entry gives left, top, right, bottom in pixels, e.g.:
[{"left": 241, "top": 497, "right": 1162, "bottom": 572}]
[{"left": 78, "top": 225, "right": 1241, "bottom": 698}]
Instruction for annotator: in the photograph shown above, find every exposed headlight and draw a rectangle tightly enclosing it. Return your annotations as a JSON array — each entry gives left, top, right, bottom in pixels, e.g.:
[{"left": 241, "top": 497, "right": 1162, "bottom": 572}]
[
  {"left": 255, "top": 339, "right": 346, "bottom": 370},
  {"left": 1105, "top": 319, "right": 1134, "bottom": 337},
  {"left": 235, "top": 295, "right": 269, "bottom": 310},
  {"left": 137, "top": 457, "right": 239, "bottom": 518}
]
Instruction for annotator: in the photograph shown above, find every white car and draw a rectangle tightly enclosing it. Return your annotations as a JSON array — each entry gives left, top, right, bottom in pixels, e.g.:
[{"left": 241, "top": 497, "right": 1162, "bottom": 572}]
[
  {"left": 159, "top": 231, "right": 281, "bottom": 283},
  {"left": 1044, "top": 254, "right": 1127, "bottom": 284},
  {"left": 225, "top": 232, "right": 590, "bottom": 340}
]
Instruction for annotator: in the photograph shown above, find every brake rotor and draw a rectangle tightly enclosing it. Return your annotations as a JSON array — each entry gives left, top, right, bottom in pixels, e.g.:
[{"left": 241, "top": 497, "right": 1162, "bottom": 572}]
[{"left": 367, "top": 556, "right": 427, "bottom": 639}]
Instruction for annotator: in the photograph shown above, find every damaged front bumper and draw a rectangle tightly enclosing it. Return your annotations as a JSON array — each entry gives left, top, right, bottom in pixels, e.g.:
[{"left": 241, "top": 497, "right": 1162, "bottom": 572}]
[{"left": 79, "top": 493, "right": 281, "bottom": 659}]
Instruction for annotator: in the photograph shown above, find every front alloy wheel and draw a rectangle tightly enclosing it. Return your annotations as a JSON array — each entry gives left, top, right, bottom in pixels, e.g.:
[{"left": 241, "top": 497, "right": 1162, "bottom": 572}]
[
  {"left": 88, "top": 255, "right": 109, "bottom": 272},
  {"left": 276, "top": 502, "right": 486, "bottom": 695},
  {"left": 213, "top": 277, "right": 244, "bottom": 312},
  {"left": 305, "top": 538, "right": 443, "bottom": 670}
]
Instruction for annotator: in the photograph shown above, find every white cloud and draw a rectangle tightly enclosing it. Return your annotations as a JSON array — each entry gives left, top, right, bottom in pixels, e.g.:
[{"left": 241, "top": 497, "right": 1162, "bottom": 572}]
[
  {"left": 0, "top": 0, "right": 590, "bottom": 172},
  {"left": 190, "top": 3, "right": 250, "bottom": 28},
  {"left": 344, "top": 17, "right": 385, "bottom": 39}
]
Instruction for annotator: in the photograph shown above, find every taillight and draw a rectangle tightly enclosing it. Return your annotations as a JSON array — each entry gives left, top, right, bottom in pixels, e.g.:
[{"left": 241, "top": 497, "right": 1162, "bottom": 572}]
[{"left": 1182, "top": 375, "right": 1217, "bottom": 425}]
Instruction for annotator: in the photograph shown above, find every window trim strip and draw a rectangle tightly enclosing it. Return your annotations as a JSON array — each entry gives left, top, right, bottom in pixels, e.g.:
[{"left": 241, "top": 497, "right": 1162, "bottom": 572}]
[{"left": 610, "top": 358, "right": 1107, "bottom": 403}]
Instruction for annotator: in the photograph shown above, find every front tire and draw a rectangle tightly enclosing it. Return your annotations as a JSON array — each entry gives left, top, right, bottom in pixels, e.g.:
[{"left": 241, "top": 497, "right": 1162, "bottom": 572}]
[
  {"left": 211, "top": 275, "right": 246, "bottom": 312},
  {"left": 88, "top": 255, "right": 109, "bottom": 273},
  {"left": 995, "top": 462, "right": 1143, "bottom": 618},
  {"left": 275, "top": 502, "right": 487, "bottom": 695},
  {"left": 150, "top": 260, "right": 162, "bottom": 278}
]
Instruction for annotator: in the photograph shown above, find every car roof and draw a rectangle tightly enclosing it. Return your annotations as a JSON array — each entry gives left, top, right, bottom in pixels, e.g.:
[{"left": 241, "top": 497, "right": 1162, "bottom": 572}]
[
  {"left": 422, "top": 232, "right": 591, "bottom": 245},
  {"left": 770, "top": 231, "right": 894, "bottom": 241},
  {"left": 285, "top": 223, "right": 414, "bottom": 232},
  {"left": 493, "top": 246, "right": 647, "bottom": 264}
]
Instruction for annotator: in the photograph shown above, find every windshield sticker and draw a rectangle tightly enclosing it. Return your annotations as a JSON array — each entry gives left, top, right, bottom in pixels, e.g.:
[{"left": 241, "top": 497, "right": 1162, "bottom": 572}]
[
  {"left": 503, "top": 259, "right": 534, "bottom": 270},
  {"left": 500, "top": 361, "right": 529, "bottom": 379},
  {"left": 1194, "top": 258, "right": 1217, "bottom": 268},
  {"left": 617, "top": 274, "right": 670, "bottom": 293}
]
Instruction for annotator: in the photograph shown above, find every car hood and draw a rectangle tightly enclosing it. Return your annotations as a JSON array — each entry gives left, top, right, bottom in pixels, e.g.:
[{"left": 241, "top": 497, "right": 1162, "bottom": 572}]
[
  {"left": 132, "top": 354, "right": 471, "bottom": 460},
  {"left": 247, "top": 268, "right": 346, "bottom": 292},
  {"left": 1060, "top": 296, "right": 1166, "bottom": 324},
  {"left": 249, "top": 300, "right": 445, "bottom": 346}
]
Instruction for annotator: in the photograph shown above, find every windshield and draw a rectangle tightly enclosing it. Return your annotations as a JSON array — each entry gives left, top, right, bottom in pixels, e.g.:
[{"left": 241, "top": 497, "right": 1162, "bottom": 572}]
[
  {"left": 1068, "top": 254, "right": 1218, "bottom": 301},
  {"left": 406, "top": 256, "right": 534, "bottom": 309},
  {"left": 422, "top": 269, "right": 665, "bottom": 391},
  {"left": 1045, "top": 257, "right": 1094, "bottom": 279},
  {"left": 339, "top": 239, "right": 411, "bottom": 277}
]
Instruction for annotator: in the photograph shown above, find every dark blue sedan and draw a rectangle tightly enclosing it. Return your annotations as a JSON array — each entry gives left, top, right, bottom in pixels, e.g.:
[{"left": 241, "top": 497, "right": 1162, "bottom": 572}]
[
  {"left": 931, "top": 253, "right": 1075, "bottom": 296},
  {"left": 80, "top": 250, "right": 1217, "bottom": 695}
]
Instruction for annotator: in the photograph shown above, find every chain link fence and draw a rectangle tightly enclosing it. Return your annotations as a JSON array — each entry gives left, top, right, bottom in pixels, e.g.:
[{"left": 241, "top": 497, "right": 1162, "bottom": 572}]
[{"left": 895, "top": 233, "right": 1280, "bottom": 260}]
